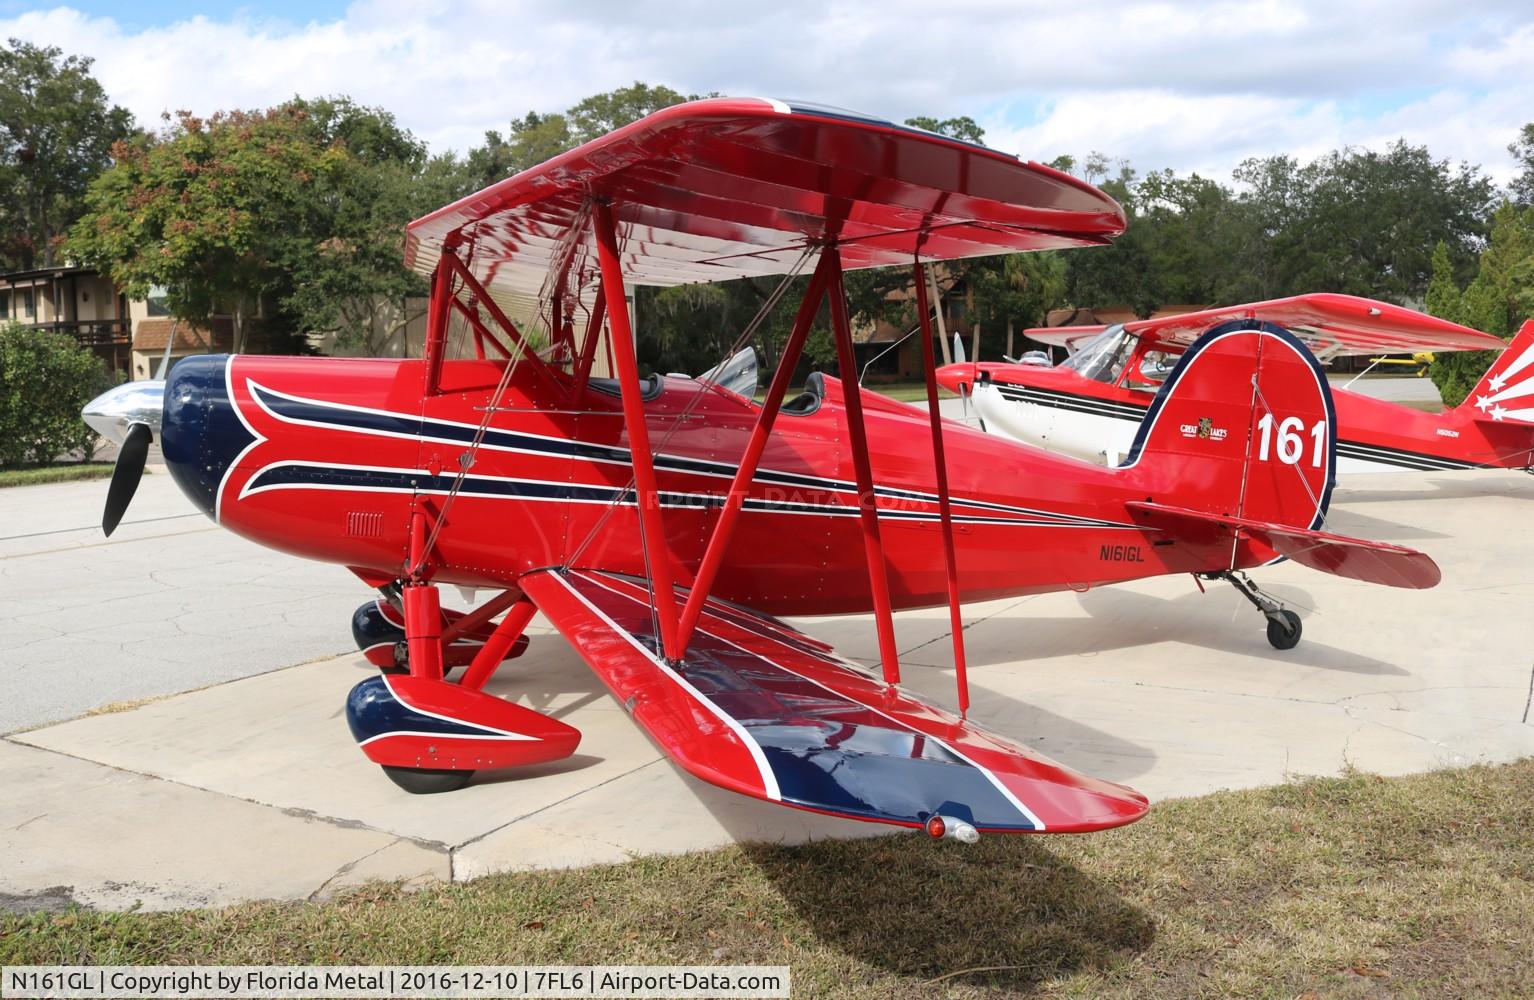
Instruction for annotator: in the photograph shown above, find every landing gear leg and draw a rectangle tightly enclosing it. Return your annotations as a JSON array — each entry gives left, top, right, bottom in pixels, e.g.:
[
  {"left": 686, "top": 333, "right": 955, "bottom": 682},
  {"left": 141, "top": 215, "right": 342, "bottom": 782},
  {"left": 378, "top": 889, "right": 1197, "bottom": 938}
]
[
  {"left": 377, "top": 582, "right": 411, "bottom": 674},
  {"left": 346, "top": 586, "right": 579, "bottom": 795},
  {"left": 352, "top": 581, "right": 528, "bottom": 677},
  {"left": 1207, "top": 571, "right": 1302, "bottom": 650}
]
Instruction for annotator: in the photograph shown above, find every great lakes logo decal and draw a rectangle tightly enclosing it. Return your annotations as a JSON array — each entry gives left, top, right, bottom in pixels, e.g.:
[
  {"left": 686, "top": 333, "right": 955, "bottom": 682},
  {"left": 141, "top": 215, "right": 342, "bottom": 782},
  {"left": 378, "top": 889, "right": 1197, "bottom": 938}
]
[{"left": 1180, "top": 416, "right": 1227, "bottom": 441}]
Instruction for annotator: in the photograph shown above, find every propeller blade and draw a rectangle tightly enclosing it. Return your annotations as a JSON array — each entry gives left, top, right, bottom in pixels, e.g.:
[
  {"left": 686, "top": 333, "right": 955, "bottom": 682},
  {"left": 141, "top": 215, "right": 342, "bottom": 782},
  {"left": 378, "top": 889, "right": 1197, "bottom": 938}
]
[{"left": 103, "top": 422, "right": 152, "bottom": 536}]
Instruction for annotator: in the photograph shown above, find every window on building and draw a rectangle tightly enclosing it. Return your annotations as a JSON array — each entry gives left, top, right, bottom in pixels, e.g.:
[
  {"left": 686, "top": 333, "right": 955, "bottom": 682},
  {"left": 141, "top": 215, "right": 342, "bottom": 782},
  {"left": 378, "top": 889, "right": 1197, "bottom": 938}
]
[
  {"left": 0, "top": 291, "right": 9, "bottom": 319},
  {"left": 146, "top": 285, "right": 171, "bottom": 317},
  {"left": 19, "top": 288, "right": 34, "bottom": 319}
]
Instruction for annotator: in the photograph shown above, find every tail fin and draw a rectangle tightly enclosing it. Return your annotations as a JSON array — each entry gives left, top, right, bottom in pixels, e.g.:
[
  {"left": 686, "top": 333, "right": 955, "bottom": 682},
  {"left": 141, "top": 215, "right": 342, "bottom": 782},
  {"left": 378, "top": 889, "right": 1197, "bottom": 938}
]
[
  {"left": 1460, "top": 320, "right": 1534, "bottom": 425},
  {"left": 1118, "top": 321, "right": 1439, "bottom": 588},
  {"left": 1119, "top": 321, "right": 1334, "bottom": 532}
]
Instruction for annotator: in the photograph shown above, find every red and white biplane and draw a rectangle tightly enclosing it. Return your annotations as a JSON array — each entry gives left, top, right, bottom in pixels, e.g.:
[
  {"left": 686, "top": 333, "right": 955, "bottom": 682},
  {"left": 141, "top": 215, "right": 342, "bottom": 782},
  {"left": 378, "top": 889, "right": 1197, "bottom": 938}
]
[
  {"left": 85, "top": 100, "right": 1442, "bottom": 841},
  {"left": 937, "top": 296, "right": 1534, "bottom": 475}
]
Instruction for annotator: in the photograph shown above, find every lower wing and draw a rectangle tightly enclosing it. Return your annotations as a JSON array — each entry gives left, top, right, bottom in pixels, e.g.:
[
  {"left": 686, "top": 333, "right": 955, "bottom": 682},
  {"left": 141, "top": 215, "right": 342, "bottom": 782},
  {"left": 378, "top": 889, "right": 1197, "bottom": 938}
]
[{"left": 517, "top": 568, "right": 1147, "bottom": 835}]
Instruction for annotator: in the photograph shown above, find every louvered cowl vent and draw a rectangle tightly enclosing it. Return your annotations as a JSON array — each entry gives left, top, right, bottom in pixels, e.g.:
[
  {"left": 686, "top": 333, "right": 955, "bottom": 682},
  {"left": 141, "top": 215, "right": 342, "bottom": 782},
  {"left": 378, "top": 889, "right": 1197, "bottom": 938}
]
[{"left": 346, "top": 511, "right": 383, "bottom": 538}]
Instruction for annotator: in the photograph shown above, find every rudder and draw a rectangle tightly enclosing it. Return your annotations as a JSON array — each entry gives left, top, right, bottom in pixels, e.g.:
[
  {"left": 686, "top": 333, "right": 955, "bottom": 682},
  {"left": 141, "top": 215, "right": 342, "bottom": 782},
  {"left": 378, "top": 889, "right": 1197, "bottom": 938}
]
[
  {"left": 1459, "top": 320, "right": 1534, "bottom": 425},
  {"left": 1119, "top": 321, "right": 1335, "bottom": 531}
]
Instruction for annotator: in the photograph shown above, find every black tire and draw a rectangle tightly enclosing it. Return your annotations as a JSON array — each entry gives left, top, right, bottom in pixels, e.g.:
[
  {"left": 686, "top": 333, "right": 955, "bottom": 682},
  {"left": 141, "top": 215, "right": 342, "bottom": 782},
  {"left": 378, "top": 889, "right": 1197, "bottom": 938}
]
[
  {"left": 382, "top": 765, "right": 474, "bottom": 794},
  {"left": 1265, "top": 610, "right": 1302, "bottom": 650}
]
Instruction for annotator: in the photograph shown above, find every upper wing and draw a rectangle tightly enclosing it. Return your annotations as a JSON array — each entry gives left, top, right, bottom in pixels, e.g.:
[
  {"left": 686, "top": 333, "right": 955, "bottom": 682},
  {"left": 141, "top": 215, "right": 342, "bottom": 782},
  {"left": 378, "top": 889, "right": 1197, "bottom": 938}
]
[
  {"left": 1126, "top": 501, "right": 1441, "bottom": 589},
  {"left": 406, "top": 98, "right": 1126, "bottom": 318},
  {"left": 518, "top": 568, "right": 1148, "bottom": 834},
  {"left": 1021, "top": 324, "right": 1108, "bottom": 352},
  {"left": 1123, "top": 294, "right": 1503, "bottom": 357}
]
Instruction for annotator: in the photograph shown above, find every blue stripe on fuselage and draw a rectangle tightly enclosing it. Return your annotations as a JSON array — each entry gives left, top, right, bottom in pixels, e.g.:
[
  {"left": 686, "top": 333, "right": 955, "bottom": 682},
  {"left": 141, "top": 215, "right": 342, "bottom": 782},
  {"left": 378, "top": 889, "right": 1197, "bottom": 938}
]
[{"left": 248, "top": 383, "right": 1135, "bottom": 530}]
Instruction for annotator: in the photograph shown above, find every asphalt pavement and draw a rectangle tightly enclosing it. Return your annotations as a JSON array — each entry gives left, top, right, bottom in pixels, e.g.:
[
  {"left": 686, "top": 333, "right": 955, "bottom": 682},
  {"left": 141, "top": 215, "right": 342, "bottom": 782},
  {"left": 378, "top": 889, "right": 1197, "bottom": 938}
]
[{"left": 0, "top": 468, "right": 363, "bottom": 733}]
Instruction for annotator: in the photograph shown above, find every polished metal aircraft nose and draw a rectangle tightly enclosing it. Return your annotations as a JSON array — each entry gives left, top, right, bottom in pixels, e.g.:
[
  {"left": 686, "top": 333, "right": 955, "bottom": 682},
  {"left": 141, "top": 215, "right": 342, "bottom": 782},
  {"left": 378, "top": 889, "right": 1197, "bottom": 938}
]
[
  {"left": 82, "top": 380, "right": 166, "bottom": 536},
  {"left": 81, "top": 379, "right": 165, "bottom": 446}
]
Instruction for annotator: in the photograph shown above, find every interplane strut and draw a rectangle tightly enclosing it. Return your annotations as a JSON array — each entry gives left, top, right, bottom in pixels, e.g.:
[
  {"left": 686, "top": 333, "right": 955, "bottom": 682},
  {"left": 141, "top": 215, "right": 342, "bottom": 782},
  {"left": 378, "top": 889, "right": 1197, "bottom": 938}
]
[{"left": 914, "top": 260, "right": 971, "bottom": 715}]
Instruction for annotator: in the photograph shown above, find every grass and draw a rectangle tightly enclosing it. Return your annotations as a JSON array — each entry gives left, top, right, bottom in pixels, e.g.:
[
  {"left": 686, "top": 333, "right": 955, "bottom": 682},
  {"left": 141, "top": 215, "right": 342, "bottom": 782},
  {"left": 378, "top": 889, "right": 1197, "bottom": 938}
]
[
  {"left": 4, "top": 761, "right": 1532, "bottom": 998},
  {"left": 867, "top": 382, "right": 957, "bottom": 403},
  {"left": 753, "top": 383, "right": 954, "bottom": 404},
  {"left": 82, "top": 696, "right": 168, "bottom": 717},
  {"left": 0, "top": 462, "right": 121, "bottom": 488}
]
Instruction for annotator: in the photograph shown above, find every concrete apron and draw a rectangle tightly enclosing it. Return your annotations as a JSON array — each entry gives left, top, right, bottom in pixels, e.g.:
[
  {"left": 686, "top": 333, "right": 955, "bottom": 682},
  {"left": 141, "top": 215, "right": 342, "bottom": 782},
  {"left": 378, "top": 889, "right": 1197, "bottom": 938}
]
[{"left": 5, "top": 469, "right": 1533, "bottom": 911}]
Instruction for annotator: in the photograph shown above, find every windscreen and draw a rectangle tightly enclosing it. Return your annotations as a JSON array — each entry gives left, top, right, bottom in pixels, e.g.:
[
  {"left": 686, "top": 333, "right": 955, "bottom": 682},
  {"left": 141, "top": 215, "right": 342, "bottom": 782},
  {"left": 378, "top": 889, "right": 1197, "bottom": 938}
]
[
  {"left": 1059, "top": 325, "right": 1137, "bottom": 383},
  {"left": 697, "top": 346, "right": 759, "bottom": 399}
]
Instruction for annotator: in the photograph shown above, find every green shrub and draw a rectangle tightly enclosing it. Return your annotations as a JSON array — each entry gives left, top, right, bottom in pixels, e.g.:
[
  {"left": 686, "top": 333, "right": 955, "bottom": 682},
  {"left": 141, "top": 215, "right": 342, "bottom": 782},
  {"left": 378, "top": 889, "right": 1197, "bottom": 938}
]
[
  {"left": 0, "top": 323, "right": 116, "bottom": 468},
  {"left": 1428, "top": 348, "right": 1500, "bottom": 408}
]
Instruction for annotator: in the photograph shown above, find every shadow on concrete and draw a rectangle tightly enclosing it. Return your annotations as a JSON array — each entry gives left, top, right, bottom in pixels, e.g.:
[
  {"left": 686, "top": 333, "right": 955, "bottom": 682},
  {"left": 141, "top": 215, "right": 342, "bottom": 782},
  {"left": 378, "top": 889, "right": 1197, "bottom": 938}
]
[
  {"left": 867, "top": 660, "right": 1159, "bottom": 784},
  {"left": 899, "top": 585, "right": 1407, "bottom": 677},
  {"left": 743, "top": 835, "right": 1154, "bottom": 990},
  {"left": 965, "top": 689, "right": 1157, "bottom": 784},
  {"left": 1321, "top": 507, "right": 1449, "bottom": 542},
  {"left": 1335, "top": 473, "right": 1532, "bottom": 505}
]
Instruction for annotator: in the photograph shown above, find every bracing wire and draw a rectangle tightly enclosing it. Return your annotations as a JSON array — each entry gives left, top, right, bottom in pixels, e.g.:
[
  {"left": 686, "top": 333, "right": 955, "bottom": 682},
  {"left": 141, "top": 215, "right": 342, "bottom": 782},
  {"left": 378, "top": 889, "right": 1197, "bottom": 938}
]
[
  {"left": 561, "top": 245, "right": 818, "bottom": 575},
  {"left": 413, "top": 241, "right": 539, "bottom": 574},
  {"left": 1251, "top": 379, "right": 1329, "bottom": 531}
]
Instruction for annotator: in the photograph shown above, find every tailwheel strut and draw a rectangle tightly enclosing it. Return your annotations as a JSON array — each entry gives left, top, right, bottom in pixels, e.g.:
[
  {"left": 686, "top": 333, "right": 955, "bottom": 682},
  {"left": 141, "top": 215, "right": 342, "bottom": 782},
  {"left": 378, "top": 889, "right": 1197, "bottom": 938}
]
[{"left": 1205, "top": 571, "right": 1302, "bottom": 650}]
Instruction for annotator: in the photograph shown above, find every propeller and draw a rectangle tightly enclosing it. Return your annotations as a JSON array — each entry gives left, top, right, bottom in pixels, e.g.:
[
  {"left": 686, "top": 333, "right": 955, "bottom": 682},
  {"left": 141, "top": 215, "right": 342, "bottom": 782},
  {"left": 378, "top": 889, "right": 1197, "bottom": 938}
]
[
  {"left": 82, "top": 379, "right": 166, "bottom": 537},
  {"left": 949, "top": 332, "right": 974, "bottom": 421},
  {"left": 103, "top": 422, "right": 152, "bottom": 536}
]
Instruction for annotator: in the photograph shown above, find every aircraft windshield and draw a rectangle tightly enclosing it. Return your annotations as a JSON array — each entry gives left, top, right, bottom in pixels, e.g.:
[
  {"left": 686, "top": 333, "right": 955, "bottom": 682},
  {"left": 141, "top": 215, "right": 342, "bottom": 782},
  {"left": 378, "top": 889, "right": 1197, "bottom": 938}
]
[
  {"left": 697, "top": 346, "right": 759, "bottom": 398},
  {"left": 1059, "top": 325, "right": 1137, "bottom": 383}
]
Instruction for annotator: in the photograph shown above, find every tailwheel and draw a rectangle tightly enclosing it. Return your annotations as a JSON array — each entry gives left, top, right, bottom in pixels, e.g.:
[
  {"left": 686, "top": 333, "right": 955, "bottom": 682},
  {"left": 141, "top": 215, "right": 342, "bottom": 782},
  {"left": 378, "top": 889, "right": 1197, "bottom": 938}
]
[
  {"left": 1206, "top": 571, "right": 1303, "bottom": 651},
  {"left": 381, "top": 765, "right": 474, "bottom": 795},
  {"left": 1265, "top": 609, "right": 1302, "bottom": 650}
]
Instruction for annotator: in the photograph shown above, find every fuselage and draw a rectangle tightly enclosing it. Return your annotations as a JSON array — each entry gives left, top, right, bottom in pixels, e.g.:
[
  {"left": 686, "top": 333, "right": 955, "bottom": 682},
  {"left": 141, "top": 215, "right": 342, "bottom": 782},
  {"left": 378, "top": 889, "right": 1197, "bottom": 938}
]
[
  {"left": 159, "top": 353, "right": 1273, "bottom": 617},
  {"left": 943, "top": 360, "right": 1534, "bottom": 474}
]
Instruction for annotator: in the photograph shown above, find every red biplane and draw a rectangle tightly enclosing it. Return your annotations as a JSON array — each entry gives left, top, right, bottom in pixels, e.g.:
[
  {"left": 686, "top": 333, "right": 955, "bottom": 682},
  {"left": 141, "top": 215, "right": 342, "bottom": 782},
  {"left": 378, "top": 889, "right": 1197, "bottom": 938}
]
[
  {"left": 937, "top": 296, "right": 1534, "bottom": 474},
  {"left": 85, "top": 99, "right": 1441, "bottom": 840}
]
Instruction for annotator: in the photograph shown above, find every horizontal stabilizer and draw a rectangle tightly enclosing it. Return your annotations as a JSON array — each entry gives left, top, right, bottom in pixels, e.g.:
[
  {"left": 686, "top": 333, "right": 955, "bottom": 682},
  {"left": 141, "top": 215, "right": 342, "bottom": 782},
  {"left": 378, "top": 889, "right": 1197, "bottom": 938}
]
[
  {"left": 519, "top": 568, "right": 1148, "bottom": 834},
  {"left": 1126, "top": 501, "right": 1440, "bottom": 589}
]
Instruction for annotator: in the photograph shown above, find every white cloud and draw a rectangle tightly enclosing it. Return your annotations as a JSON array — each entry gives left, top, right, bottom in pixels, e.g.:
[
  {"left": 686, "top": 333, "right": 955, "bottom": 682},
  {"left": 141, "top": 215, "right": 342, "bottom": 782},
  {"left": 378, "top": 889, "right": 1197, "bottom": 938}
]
[{"left": 1, "top": 0, "right": 1530, "bottom": 184}]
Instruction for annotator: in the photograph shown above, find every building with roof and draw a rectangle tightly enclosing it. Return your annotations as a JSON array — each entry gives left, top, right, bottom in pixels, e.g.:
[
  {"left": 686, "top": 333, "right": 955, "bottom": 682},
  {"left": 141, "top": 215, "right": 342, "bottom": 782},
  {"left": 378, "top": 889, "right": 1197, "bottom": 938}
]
[
  {"left": 0, "top": 265, "right": 240, "bottom": 380},
  {"left": 128, "top": 313, "right": 233, "bottom": 380},
  {"left": 0, "top": 265, "right": 132, "bottom": 374}
]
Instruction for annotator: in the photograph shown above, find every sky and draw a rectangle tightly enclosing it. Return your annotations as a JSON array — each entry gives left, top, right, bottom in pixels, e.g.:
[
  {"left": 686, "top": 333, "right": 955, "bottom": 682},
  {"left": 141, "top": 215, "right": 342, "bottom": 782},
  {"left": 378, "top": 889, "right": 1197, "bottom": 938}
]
[{"left": 2, "top": 0, "right": 1530, "bottom": 187}]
